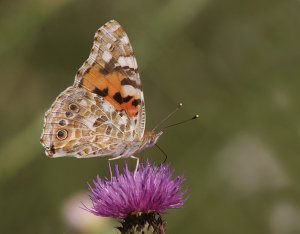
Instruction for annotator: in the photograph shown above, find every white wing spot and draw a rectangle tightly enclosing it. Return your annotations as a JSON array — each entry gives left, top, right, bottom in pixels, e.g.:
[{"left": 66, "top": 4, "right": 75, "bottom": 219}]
[
  {"left": 102, "top": 51, "right": 112, "bottom": 63},
  {"left": 118, "top": 116, "right": 128, "bottom": 125},
  {"left": 107, "top": 24, "right": 120, "bottom": 33},
  {"left": 117, "top": 56, "right": 127, "bottom": 67},
  {"left": 102, "top": 102, "right": 114, "bottom": 113},
  {"left": 133, "top": 57, "right": 138, "bottom": 69},
  {"left": 122, "top": 85, "right": 137, "bottom": 96},
  {"left": 120, "top": 36, "right": 129, "bottom": 44},
  {"left": 118, "top": 56, "right": 136, "bottom": 69}
]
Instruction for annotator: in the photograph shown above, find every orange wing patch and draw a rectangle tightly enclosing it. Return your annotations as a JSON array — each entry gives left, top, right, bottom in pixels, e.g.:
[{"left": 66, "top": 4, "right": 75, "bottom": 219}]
[{"left": 79, "top": 64, "right": 140, "bottom": 118}]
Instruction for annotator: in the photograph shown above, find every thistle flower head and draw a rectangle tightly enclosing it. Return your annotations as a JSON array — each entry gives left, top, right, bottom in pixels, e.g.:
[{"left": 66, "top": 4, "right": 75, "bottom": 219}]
[{"left": 85, "top": 162, "right": 186, "bottom": 219}]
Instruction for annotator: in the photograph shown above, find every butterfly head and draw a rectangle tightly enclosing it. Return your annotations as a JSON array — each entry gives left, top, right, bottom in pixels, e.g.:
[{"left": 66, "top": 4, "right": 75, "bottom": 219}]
[{"left": 141, "top": 131, "right": 163, "bottom": 149}]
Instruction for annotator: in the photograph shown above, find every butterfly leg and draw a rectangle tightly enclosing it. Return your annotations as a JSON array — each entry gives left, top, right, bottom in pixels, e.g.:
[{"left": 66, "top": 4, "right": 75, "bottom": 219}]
[
  {"left": 130, "top": 155, "right": 140, "bottom": 175},
  {"left": 108, "top": 156, "right": 122, "bottom": 180}
]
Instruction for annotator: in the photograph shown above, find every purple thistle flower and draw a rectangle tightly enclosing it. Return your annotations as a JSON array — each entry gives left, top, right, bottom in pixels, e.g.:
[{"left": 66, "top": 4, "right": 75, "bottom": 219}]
[
  {"left": 86, "top": 162, "right": 185, "bottom": 218},
  {"left": 84, "top": 162, "right": 186, "bottom": 233}
]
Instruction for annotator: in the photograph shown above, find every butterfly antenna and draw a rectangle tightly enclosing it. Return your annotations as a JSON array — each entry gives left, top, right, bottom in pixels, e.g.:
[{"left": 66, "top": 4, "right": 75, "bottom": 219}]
[
  {"left": 152, "top": 103, "right": 183, "bottom": 131},
  {"left": 163, "top": 115, "right": 199, "bottom": 129},
  {"left": 155, "top": 144, "right": 168, "bottom": 164}
]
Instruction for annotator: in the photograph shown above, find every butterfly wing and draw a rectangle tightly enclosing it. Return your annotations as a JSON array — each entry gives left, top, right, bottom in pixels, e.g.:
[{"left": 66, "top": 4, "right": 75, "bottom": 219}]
[
  {"left": 41, "top": 20, "right": 145, "bottom": 158},
  {"left": 74, "top": 20, "right": 146, "bottom": 141},
  {"left": 41, "top": 87, "right": 134, "bottom": 158}
]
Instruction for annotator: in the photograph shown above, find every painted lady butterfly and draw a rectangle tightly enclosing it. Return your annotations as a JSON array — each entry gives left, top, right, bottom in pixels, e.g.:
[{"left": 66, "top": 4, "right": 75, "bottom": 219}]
[{"left": 40, "top": 20, "right": 163, "bottom": 163}]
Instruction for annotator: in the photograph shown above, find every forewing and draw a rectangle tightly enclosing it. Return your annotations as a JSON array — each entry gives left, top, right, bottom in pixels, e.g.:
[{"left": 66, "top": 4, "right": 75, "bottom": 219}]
[{"left": 74, "top": 20, "right": 145, "bottom": 140}]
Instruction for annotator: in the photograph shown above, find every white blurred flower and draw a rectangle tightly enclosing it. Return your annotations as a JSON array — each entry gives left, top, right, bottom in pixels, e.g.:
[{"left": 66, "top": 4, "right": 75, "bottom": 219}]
[
  {"left": 216, "top": 134, "right": 289, "bottom": 195},
  {"left": 269, "top": 202, "right": 300, "bottom": 234},
  {"left": 62, "top": 191, "right": 114, "bottom": 234}
]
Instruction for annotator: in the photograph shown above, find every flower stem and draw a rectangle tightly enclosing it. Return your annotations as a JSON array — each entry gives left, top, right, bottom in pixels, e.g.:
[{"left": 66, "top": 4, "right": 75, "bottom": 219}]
[{"left": 117, "top": 212, "right": 166, "bottom": 234}]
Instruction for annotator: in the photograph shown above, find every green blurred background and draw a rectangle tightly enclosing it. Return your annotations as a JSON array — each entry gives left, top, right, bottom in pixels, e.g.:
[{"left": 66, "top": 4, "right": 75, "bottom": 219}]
[{"left": 1, "top": 0, "right": 300, "bottom": 233}]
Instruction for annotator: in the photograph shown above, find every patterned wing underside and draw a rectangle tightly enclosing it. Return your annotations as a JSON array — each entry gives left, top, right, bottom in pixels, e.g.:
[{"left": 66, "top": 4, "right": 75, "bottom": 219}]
[
  {"left": 40, "top": 87, "right": 137, "bottom": 158},
  {"left": 74, "top": 20, "right": 146, "bottom": 140}
]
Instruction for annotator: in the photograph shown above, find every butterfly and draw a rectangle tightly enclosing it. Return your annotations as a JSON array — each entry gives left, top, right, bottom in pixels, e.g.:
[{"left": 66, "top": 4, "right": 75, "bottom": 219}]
[{"left": 40, "top": 20, "right": 163, "bottom": 165}]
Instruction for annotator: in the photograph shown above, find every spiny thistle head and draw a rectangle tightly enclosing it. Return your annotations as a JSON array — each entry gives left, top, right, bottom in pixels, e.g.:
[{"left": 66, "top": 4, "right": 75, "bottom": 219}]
[{"left": 84, "top": 162, "right": 186, "bottom": 233}]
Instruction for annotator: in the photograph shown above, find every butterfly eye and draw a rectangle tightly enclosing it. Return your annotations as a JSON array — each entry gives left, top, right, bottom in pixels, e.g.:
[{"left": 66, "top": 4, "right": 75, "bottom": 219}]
[
  {"left": 56, "top": 129, "right": 68, "bottom": 140},
  {"left": 69, "top": 104, "right": 79, "bottom": 113}
]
